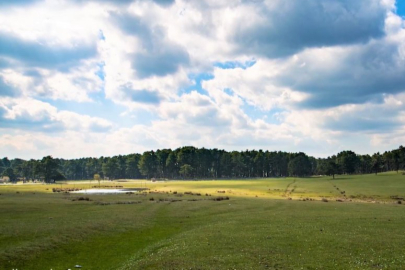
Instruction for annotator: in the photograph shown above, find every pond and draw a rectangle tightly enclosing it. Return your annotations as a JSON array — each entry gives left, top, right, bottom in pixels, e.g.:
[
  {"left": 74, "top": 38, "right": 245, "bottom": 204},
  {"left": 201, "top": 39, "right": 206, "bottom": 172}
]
[{"left": 72, "top": 188, "right": 149, "bottom": 194}]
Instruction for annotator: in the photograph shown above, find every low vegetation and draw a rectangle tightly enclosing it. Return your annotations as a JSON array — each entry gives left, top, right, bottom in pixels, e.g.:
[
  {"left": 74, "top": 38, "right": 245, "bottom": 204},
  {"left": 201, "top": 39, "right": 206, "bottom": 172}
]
[{"left": 0, "top": 172, "right": 405, "bottom": 269}]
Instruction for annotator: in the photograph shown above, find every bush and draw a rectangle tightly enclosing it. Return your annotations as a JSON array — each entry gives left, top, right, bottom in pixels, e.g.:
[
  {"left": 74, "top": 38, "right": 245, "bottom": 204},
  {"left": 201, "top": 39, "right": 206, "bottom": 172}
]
[
  {"left": 212, "top": 196, "right": 230, "bottom": 201},
  {"left": 94, "top": 202, "right": 111, "bottom": 206},
  {"left": 72, "top": 197, "right": 91, "bottom": 201},
  {"left": 116, "top": 201, "right": 140, "bottom": 205},
  {"left": 52, "top": 188, "right": 82, "bottom": 193}
]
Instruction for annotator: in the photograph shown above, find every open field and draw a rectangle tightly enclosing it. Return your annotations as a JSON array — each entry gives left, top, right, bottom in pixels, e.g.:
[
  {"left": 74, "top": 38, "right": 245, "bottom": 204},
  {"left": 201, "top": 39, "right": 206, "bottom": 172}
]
[{"left": 1, "top": 172, "right": 405, "bottom": 269}]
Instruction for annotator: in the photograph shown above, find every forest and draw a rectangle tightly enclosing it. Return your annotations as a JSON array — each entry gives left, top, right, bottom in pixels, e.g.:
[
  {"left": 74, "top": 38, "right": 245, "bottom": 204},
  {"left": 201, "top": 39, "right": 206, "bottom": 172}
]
[{"left": 1, "top": 146, "right": 405, "bottom": 182}]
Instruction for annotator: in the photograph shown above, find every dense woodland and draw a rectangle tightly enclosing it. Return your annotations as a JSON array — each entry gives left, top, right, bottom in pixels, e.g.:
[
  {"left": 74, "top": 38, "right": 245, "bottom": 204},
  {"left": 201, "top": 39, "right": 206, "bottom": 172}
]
[{"left": 1, "top": 146, "right": 405, "bottom": 182}]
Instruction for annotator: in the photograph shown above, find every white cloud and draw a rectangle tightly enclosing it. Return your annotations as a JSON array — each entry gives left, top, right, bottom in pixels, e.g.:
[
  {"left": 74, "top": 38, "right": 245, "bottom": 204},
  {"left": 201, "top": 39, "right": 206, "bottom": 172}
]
[
  {"left": 0, "top": 97, "right": 112, "bottom": 132},
  {"left": 203, "top": 60, "right": 309, "bottom": 111},
  {"left": 0, "top": 0, "right": 104, "bottom": 45},
  {"left": 0, "top": 0, "right": 405, "bottom": 159}
]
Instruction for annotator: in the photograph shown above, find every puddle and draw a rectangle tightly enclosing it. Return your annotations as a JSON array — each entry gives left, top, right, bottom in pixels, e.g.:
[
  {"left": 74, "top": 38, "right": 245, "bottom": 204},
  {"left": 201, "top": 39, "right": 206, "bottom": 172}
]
[{"left": 72, "top": 188, "right": 148, "bottom": 194}]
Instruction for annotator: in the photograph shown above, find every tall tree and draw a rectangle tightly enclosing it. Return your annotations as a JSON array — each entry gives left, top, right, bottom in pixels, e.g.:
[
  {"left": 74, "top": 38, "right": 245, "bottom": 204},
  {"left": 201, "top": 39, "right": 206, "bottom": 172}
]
[
  {"left": 38, "top": 156, "right": 63, "bottom": 183},
  {"left": 288, "top": 153, "right": 312, "bottom": 177},
  {"left": 125, "top": 154, "right": 141, "bottom": 179},
  {"left": 336, "top": 151, "right": 358, "bottom": 174},
  {"left": 2, "top": 167, "right": 16, "bottom": 182},
  {"left": 392, "top": 150, "right": 401, "bottom": 173},
  {"left": 102, "top": 158, "right": 118, "bottom": 179},
  {"left": 179, "top": 164, "right": 194, "bottom": 178},
  {"left": 138, "top": 151, "right": 158, "bottom": 179},
  {"left": 166, "top": 152, "right": 179, "bottom": 179},
  {"left": 220, "top": 152, "right": 232, "bottom": 178},
  {"left": 326, "top": 158, "right": 338, "bottom": 179},
  {"left": 156, "top": 149, "right": 171, "bottom": 178},
  {"left": 372, "top": 152, "right": 383, "bottom": 175}
]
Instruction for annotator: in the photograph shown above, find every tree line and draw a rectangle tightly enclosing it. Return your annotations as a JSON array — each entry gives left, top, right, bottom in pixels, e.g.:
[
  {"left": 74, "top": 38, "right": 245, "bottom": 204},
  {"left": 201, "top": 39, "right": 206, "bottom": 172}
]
[{"left": 1, "top": 146, "right": 405, "bottom": 182}]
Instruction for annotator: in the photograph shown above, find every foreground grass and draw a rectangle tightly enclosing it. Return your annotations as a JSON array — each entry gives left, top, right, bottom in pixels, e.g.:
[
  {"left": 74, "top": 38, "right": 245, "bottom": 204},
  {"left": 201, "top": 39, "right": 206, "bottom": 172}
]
[{"left": 1, "top": 172, "right": 405, "bottom": 269}]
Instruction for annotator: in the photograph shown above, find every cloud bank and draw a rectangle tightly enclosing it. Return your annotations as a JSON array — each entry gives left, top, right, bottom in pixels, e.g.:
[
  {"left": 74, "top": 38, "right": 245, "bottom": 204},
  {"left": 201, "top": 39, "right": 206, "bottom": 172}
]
[{"left": 0, "top": 0, "right": 404, "bottom": 159}]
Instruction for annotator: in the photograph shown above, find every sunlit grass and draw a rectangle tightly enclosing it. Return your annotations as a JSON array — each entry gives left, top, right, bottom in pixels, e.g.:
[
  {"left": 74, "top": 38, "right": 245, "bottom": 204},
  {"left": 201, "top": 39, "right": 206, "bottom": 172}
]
[{"left": 1, "top": 172, "right": 404, "bottom": 269}]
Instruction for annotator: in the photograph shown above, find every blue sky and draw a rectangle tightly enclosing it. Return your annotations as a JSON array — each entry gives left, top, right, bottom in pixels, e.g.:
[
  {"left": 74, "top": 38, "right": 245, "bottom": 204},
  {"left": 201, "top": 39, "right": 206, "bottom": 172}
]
[
  {"left": 0, "top": 0, "right": 405, "bottom": 159},
  {"left": 398, "top": 1, "right": 405, "bottom": 16}
]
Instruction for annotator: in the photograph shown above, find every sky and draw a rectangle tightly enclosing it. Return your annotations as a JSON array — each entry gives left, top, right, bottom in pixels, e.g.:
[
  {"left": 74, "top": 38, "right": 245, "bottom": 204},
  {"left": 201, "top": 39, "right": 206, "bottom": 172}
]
[{"left": 0, "top": 0, "right": 405, "bottom": 159}]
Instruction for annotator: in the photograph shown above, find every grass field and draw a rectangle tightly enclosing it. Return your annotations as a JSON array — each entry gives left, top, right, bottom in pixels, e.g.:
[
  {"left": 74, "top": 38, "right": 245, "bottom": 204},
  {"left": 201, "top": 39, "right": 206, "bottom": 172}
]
[{"left": 1, "top": 172, "right": 405, "bottom": 269}]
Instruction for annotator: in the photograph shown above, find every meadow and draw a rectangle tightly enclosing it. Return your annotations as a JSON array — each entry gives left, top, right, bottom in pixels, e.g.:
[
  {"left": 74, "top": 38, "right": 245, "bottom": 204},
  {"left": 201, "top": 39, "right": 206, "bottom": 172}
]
[{"left": 1, "top": 172, "right": 405, "bottom": 269}]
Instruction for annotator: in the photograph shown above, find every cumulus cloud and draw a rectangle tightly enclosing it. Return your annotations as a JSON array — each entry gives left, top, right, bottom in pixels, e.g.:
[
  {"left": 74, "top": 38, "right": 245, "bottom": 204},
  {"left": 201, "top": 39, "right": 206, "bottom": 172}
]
[
  {"left": 276, "top": 36, "right": 405, "bottom": 109},
  {"left": 119, "top": 84, "right": 163, "bottom": 104},
  {"left": 0, "top": 1, "right": 105, "bottom": 102},
  {"left": 132, "top": 45, "right": 189, "bottom": 78},
  {"left": 158, "top": 91, "right": 231, "bottom": 127},
  {"left": 0, "top": 31, "right": 97, "bottom": 71},
  {"left": 322, "top": 94, "right": 405, "bottom": 133},
  {"left": 0, "top": 0, "right": 405, "bottom": 159},
  {"left": 0, "top": 76, "right": 19, "bottom": 97},
  {"left": 229, "top": 0, "right": 388, "bottom": 58},
  {"left": 0, "top": 63, "right": 103, "bottom": 102},
  {"left": 0, "top": 98, "right": 113, "bottom": 133},
  {"left": 111, "top": 12, "right": 190, "bottom": 78},
  {"left": 203, "top": 60, "right": 308, "bottom": 111},
  {"left": 204, "top": 20, "right": 405, "bottom": 110},
  {"left": 0, "top": 0, "right": 176, "bottom": 6},
  {"left": 74, "top": 0, "right": 175, "bottom": 6}
]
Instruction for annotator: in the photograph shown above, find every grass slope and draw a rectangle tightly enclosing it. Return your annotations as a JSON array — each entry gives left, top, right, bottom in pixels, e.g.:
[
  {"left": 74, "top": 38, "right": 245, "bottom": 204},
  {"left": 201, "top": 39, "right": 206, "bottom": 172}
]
[{"left": 0, "top": 172, "right": 404, "bottom": 269}]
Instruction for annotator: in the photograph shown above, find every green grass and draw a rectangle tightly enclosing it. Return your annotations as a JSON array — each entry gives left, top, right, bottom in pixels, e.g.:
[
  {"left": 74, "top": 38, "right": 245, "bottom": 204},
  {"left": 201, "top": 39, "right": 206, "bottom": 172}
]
[{"left": 1, "top": 172, "right": 405, "bottom": 269}]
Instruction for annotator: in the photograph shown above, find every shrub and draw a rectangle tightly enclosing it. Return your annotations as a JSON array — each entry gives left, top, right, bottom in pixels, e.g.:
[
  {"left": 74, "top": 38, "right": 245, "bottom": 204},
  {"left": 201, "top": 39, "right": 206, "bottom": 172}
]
[
  {"left": 116, "top": 201, "right": 140, "bottom": 205},
  {"left": 212, "top": 196, "right": 230, "bottom": 201},
  {"left": 94, "top": 202, "right": 111, "bottom": 206},
  {"left": 72, "top": 197, "right": 91, "bottom": 201}
]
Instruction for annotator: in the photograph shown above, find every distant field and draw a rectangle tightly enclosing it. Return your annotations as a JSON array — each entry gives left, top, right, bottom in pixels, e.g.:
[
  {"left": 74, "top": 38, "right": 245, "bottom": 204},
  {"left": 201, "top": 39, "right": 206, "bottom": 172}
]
[{"left": 1, "top": 172, "right": 405, "bottom": 269}]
